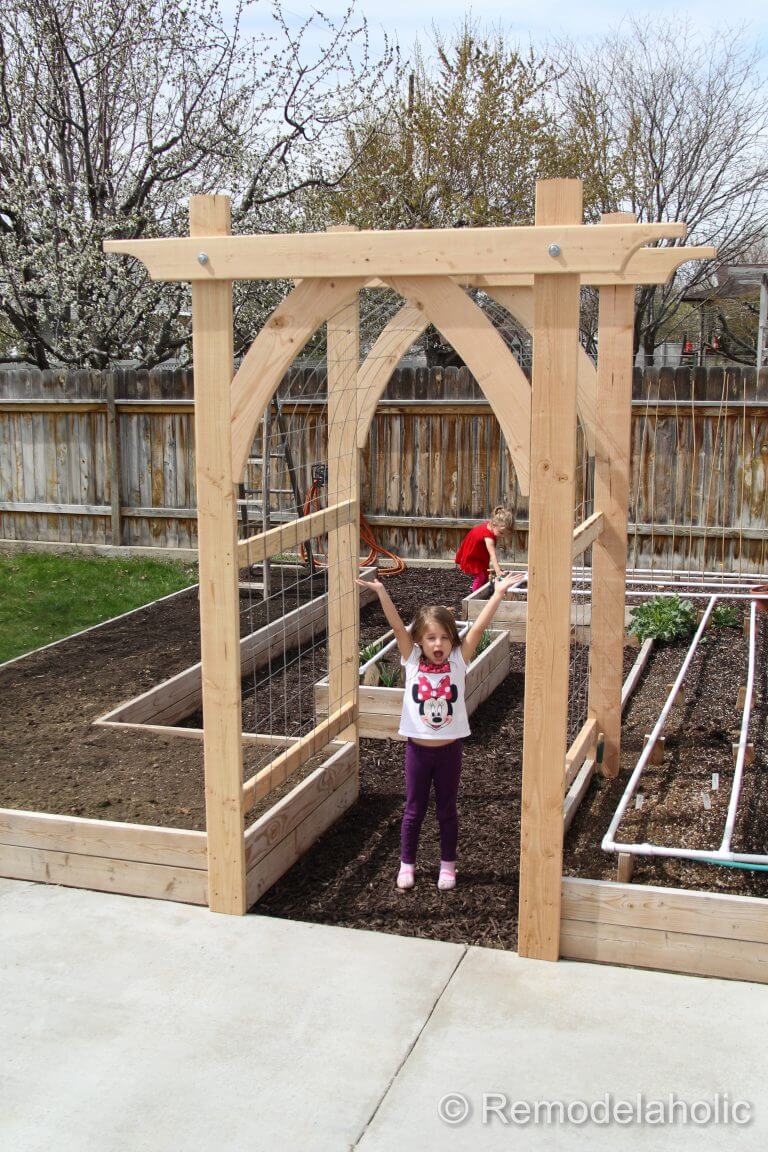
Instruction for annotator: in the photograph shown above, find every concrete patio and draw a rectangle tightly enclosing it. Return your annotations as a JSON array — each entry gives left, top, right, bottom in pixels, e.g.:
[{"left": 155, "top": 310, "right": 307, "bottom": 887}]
[{"left": 2, "top": 876, "right": 767, "bottom": 1151}]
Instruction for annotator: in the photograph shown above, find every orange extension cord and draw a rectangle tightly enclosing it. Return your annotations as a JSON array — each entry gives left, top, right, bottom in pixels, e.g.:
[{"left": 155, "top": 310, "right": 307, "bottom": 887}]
[{"left": 299, "top": 480, "right": 406, "bottom": 577}]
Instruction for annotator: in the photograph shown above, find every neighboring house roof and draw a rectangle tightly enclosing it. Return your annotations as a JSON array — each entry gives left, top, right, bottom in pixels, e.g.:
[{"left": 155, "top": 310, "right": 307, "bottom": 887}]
[{"left": 683, "top": 264, "right": 768, "bottom": 302}]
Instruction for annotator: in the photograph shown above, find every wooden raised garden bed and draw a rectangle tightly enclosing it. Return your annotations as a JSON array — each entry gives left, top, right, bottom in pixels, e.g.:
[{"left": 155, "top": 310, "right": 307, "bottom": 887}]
[
  {"left": 461, "top": 585, "right": 634, "bottom": 643},
  {"left": 0, "top": 579, "right": 376, "bottom": 909},
  {"left": 95, "top": 576, "right": 375, "bottom": 739}
]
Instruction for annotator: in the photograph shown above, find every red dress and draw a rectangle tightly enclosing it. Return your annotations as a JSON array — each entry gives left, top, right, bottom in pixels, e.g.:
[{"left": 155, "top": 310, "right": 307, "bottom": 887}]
[{"left": 455, "top": 523, "right": 495, "bottom": 576}]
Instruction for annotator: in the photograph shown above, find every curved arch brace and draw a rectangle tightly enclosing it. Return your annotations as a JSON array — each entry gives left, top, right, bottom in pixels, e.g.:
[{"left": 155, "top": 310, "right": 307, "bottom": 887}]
[
  {"left": 355, "top": 304, "right": 428, "bottom": 448},
  {"left": 487, "top": 286, "right": 597, "bottom": 454},
  {"left": 383, "top": 277, "right": 531, "bottom": 494},
  {"left": 356, "top": 289, "right": 599, "bottom": 459},
  {"left": 230, "top": 277, "right": 366, "bottom": 481}
]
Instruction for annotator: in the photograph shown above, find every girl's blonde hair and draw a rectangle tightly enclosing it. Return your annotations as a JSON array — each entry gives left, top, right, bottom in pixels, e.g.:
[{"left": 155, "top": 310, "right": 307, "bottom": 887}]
[
  {"left": 412, "top": 605, "right": 461, "bottom": 651},
  {"left": 490, "top": 506, "right": 515, "bottom": 535}
]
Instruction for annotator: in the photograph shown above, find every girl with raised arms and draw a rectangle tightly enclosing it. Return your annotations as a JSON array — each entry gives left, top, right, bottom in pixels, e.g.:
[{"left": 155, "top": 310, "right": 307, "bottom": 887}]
[{"left": 357, "top": 572, "right": 520, "bottom": 891}]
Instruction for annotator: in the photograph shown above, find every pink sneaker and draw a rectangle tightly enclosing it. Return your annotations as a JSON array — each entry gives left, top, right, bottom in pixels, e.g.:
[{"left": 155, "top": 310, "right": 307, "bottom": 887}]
[
  {"left": 437, "top": 863, "right": 457, "bottom": 891},
  {"left": 397, "top": 863, "right": 415, "bottom": 890}
]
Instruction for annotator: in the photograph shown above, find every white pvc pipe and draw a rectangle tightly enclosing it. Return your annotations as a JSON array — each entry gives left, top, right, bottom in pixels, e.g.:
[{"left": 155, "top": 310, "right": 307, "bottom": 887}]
[
  {"left": 598, "top": 842, "right": 768, "bottom": 867},
  {"left": 720, "top": 599, "right": 757, "bottom": 855},
  {"left": 569, "top": 571, "right": 763, "bottom": 591},
  {"left": 601, "top": 595, "right": 719, "bottom": 851},
  {"left": 624, "top": 576, "right": 764, "bottom": 590},
  {"left": 625, "top": 589, "right": 768, "bottom": 601},
  {"left": 602, "top": 595, "right": 768, "bottom": 867},
  {"left": 575, "top": 565, "right": 763, "bottom": 582}
]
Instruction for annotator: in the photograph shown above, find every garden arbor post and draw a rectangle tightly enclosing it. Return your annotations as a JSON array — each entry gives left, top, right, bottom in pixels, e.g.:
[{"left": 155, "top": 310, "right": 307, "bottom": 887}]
[
  {"left": 518, "top": 179, "right": 583, "bottom": 961},
  {"left": 189, "top": 195, "right": 246, "bottom": 914},
  {"left": 589, "top": 212, "right": 637, "bottom": 778},
  {"left": 326, "top": 238, "right": 361, "bottom": 764}
]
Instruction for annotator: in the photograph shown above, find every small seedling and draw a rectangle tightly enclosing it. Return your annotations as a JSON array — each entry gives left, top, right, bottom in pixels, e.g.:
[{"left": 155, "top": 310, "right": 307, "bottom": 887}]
[
  {"left": 359, "top": 640, "right": 383, "bottom": 665},
  {"left": 471, "top": 630, "right": 493, "bottom": 660},
  {"left": 629, "top": 596, "right": 697, "bottom": 644},
  {"left": 377, "top": 663, "right": 401, "bottom": 688},
  {"left": 711, "top": 603, "right": 741, "bottom": 629}
]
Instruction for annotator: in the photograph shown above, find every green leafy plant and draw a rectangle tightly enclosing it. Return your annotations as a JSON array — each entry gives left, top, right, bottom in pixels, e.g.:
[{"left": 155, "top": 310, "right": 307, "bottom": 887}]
[
  {"left": 377, "top": 663, "right": 401, "bottom": 687},
  {"left": 711, "top": 603, "right": 742, "bottom": 629},
  {"left": 471, "top": 630, "right": 493, "bottom": 661},
  {"left": 629, "top": 596, "right": 697, "bottom": 644},
  {"left": 359, "top": 640, "right": 383, "bottom": 665}
]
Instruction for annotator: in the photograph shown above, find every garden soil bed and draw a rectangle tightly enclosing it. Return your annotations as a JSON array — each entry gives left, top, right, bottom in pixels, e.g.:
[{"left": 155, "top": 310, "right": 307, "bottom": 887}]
[
  {"left": 2, "top": 567, "right": 768, "bottom": 951},
  {"left": 0, "top": 567, "right": 467, "bottom": 830},
  {"left": 564, "top": 604, "right": 768, "bottom": 897}
]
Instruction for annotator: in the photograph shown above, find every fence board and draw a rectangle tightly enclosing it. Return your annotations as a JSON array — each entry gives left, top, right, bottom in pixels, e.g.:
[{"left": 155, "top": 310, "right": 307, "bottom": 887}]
[{"left": 1, "top": 365, "right": 767, "bottom": 566}]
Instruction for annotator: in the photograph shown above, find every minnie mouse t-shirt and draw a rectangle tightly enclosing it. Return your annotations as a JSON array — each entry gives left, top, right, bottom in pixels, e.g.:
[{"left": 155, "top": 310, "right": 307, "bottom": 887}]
[{"left": 398, "top": 644, "right": 470, "bottom": 740}]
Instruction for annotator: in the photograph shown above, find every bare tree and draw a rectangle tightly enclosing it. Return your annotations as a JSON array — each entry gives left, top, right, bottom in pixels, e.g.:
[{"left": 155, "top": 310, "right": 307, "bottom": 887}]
[
  {"left": 0, "top": 0, "right": 397, "bottom": 367},
  {"left": 556, "top": 20, "right": 768, "bottom": 360}
]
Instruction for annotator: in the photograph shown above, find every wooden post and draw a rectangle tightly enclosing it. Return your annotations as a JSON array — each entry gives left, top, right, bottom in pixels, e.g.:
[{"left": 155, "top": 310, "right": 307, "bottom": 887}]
[
  {"left": 644, "top": 734, "right": 666, "bottom": 765},
  {"left": 262, "top": 406, "right": 271, "bottom": 601},
  {"left": 190, "top": 195, "right": 246, "bottom": 914},
  {"left": 105, "top": 375, "right": 122, "bottom": 546},
  {"left": 326, "top": 227, "right": 361, "bottom": 760},
  {"left": 517, "top": 179, "right": 583, "bottom": 961},
  {"left": 588, "top": 212, "right": 636, "bottom": 778}
]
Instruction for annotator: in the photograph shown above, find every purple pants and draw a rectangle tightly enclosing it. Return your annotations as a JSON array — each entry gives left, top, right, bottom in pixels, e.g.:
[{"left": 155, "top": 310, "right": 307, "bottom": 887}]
[{"left": 401, "top": 739, "right": 463, "bottom": 865}]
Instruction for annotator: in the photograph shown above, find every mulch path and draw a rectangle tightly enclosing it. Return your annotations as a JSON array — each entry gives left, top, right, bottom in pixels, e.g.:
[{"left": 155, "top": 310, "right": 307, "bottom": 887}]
[{"left": 2, "top": 567, "right": 768, "bottom": 951}]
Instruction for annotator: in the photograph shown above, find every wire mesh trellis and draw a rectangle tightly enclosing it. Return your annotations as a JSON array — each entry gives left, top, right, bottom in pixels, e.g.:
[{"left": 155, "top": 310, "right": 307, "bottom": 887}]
[{"left": 230, "top": 284, "right": 550, "bottom": 797}]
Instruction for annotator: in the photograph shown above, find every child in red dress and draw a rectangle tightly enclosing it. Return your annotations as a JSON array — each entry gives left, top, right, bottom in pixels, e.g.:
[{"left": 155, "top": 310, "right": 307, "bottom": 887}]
[{"left": 455, "top": 507, "right": 515, "bottom": 592}]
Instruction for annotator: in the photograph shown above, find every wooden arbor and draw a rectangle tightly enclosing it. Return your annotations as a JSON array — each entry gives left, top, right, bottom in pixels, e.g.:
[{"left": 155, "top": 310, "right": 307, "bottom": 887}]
[{"left": 105, "top": 182, "right": 711, "bottom": 958}]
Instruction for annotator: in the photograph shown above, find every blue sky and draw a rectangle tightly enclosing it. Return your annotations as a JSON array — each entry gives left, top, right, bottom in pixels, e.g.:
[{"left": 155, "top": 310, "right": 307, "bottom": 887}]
[{"left": 221, "top": 0, "right": 768, "bottom": 59}]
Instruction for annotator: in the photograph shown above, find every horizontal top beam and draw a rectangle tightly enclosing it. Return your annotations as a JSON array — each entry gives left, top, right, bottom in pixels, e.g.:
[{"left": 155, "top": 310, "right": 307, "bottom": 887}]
[
  {"left": 463, "top": 246, "right": 716, "bottom": 288},
  {"left": 104, "top": 222, "right": 687, "bottom": 282}
]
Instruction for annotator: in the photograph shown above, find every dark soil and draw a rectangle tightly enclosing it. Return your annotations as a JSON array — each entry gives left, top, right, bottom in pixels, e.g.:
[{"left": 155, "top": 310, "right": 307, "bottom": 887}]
[
  {"left": 564, "top": 607, "right": 768, "bottom": 898},
  {"left": 2, "top": 567, "right": 768, "bottom": 951},
  {"left": 0, "top": 566, "right": 468, "bottom": 831},
  {"left": 0, "top": 568, "right": 327, "bottom": 829},
  {"left": 255, "top": 635, "right": 635, "bottom": 949}
]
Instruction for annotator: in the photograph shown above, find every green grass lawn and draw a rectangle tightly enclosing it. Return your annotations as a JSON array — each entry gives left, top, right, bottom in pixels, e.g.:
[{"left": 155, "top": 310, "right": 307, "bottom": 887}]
[{"left": 0, "top": 553, "right": 198, "bottom": 663}]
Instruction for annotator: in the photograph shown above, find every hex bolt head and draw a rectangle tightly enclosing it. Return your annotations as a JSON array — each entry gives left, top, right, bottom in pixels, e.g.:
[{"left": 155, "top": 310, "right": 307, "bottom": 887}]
[
  {"left": 548, "top": 243, "right": 562, "bottom": 258},
  {"left": 197, "top": 252, "right": 209, "bottom": 265}
]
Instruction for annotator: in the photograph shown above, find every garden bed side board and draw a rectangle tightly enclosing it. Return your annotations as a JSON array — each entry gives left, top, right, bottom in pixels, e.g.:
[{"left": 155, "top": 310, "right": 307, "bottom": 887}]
[
  {"left": 0, "top": 807, "right": 209, "bottom": 905},
  {"left": 462, "top": 595, "right": 635, "bottom": 643},
  {"left": 561, "top": 877, "right": 768, "bottom": 984},
  {"left": 0, "top": 738, "right": 358, "bottom": 909}
]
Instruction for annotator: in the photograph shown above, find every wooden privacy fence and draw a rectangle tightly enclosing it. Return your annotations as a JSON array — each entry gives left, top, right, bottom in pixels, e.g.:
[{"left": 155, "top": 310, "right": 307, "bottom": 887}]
[
  {"left": 0, "top": 366, "right": 196, "bottom": 550},
  {"left": 1, "top": 364, "right": 768, "bottom": 570}
]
